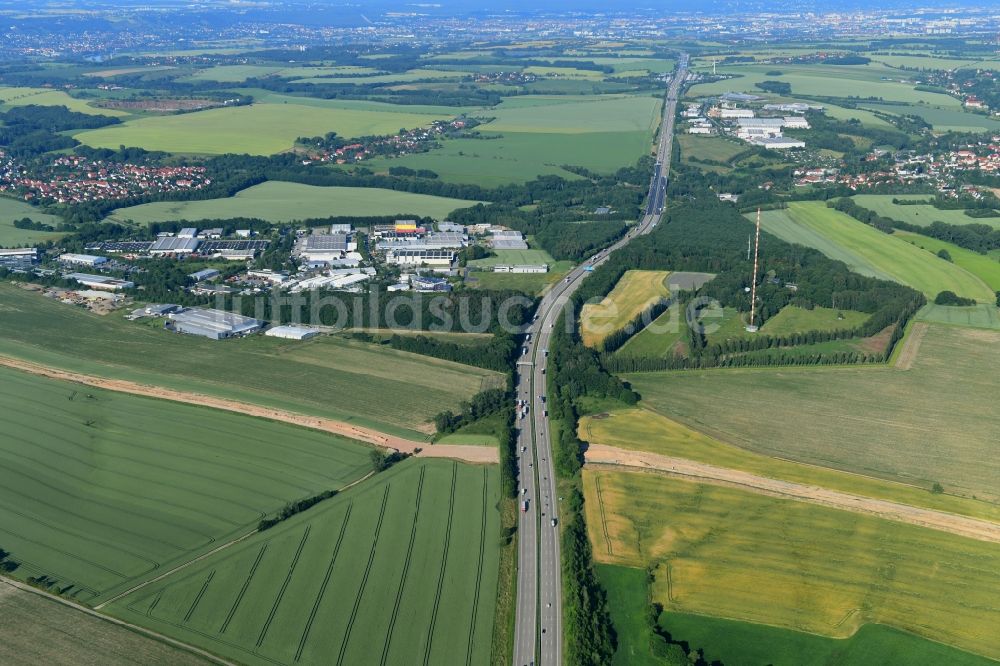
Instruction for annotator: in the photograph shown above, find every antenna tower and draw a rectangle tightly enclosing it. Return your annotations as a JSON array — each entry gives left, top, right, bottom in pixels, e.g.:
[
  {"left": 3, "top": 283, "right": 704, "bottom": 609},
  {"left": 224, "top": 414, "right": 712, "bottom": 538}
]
[{"left": 746, "top": 208, "right": 762, "bottom": 333}]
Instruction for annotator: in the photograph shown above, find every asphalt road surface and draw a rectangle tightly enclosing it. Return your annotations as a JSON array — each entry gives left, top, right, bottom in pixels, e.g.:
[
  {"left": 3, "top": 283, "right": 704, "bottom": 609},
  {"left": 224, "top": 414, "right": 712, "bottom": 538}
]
[{"left": 512, "top": 53, "right": 688, "bottom": 666}]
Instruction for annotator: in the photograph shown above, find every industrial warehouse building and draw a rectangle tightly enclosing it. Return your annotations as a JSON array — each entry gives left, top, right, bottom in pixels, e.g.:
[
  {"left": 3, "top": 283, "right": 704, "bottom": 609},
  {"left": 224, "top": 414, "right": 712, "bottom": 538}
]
[
  {"left": 165, "top": 308, "right": 263, "bottom": 340},
  {"left": 752, "top": 136, "right": 806, "bottom": 149},
  {"left": 0, "top": 248, "right": 38, "bottom": 271},
  {"left": 265, "top": 325, "right": 321, "bottom": 340},
  {"left": 490, "top": 230, "right": 529, "bottom": 250},
  {"left": 296, "top": 233, "right": 355, "bottom": 266},
  {"left": 66, "top": 273, "right": 135, "bottom": 290},
  {"left": 188, "top": 268, "right": 220, "bottom": 282},
  {"left": 59, "top": 253, "right": 108, "bottom": 267},
  {"left": 149, "top": 236, "right": 200, "bottom": 256},
  {"left": 385, "top": 248, "right": 454, "bottom": 268}
]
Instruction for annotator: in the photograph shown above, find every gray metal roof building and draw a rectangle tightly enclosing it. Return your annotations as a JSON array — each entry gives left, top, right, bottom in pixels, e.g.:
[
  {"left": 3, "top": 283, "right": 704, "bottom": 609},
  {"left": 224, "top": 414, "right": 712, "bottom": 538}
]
[
  {"left": 149, "top": 237, "right": 201, "bottom": 254},
  {"left": 166, "top": 308, "right": 263, "bottom": 340},
  {"left": 304, "top": 234, "right": 350, "bottom": 252}
]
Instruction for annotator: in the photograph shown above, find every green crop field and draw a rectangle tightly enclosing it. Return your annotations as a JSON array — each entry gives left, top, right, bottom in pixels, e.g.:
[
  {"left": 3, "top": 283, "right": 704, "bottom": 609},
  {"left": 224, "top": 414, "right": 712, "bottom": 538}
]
[
  {"left": 625, "top": 323, "right": 1000, "bottom": 500},
  {"left": 581, "top": 270, "right": 671, "bottom": 348},
  {"left": 852, "top": 194, "right": 1000, "bottom": 230},
  {"left": 579, "top": 407, "right": 1000, "bottom": 522},
  {"left": 868, "top": 54, "right": 999, "bottom": 71},
  {"left": 0, "top": 582, "right": 212, "bottom": 665},
  {"left": 351, "top": 130, "right": 652, "bottom": 186},
  {"left": 757, "top": 208, "right": 891, "bottom": 280},
  {"left": 687, "top": 63, "right": 961, "bottom": 107},
  {"left": 660, "top": 603, "right": 998, "bottom": 666},
  {"left": 677, "top": 134, "right": 747, "bottom": 163},
  {"left": 894, "top": 230, "right": 1000, "bottom": 290},
  {"left": 75, "top": 100, "right": 458, "bottom": 155},
  {"left": 108, "top": 182, "right": 484, "bottom": 224},
  {"left": 109, "top": 459, "right": 501, "bottom": 666},
  {"left": 0, "top": 365, "right": 374, "bottom": 604},
  {"left": 290, "top": 68, "right": 465, "bottom": 85},
  {"left": 483, "top": 94, "right": 661, "bottom": 134},
  {"left": 522, "top": 65, "right": 607, "bottom": 80},
  {"left": 183, "top": 64, "right": 288, "bottom": 81},
  {"left": 0, "top": 86, "right": 128, "bottom": 116},
  {"left": 186, "top": 65, "right": 383, "bottom": 82},
  {"left": 0, "top": 197, "right": 65, "bottom": 245},
  {"left": 757, "top": 202, "right": 994, "bottom": 302},
  {"left": 861, "top": 102, "right": 1000, "bottom": 133},
  {"left": 0, "top": 284, "right": 502, "bottom": 438},
  {"left": 916, "top": 303, "right": 1000, "bottom": 330},
  {"left": 584, "top": 470, "right": 1000, "bottom": 660}
]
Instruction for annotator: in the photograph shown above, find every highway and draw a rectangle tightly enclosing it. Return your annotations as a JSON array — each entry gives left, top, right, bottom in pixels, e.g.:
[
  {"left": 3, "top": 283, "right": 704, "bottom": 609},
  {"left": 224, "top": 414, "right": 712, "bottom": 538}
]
[{"left": 511, "top": 53, "right": 687, "bottom": 666}]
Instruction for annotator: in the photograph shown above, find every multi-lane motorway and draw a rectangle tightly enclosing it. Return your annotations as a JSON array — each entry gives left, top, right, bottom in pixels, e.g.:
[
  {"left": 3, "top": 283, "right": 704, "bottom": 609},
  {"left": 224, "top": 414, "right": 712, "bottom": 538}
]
[{"left": 512, "top": 53, "right": 688, "bottom": 666}]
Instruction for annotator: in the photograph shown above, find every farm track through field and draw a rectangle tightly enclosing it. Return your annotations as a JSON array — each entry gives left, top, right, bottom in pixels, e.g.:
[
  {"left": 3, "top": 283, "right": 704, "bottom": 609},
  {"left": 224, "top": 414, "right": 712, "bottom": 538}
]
[
  {"left": 585, "top": 446, "right": 1000, "bottom": 544},
  {"left": 295, "top": 503, "right": 352, "bottom": 662},
  {"left": 255, "top": 526, "right": 311, "bottom": 649},
  {"left": 594, "top": 475, "right": 614, "bottom": 557},
  {"left": 379, "top": 467, "right": 425, "bottom": 666},
  {"left": 465, "top": 467, "right": 489, "bottom": 666},
  {"left": 336, "top": 485, "right": 391, "bottom": 666},
  {"left": 423, "top": 462, "right": 458, "bottom": 666},
  {"left": 184, "top": 570, "right": 215, "bottom": 623},
  {"left": 0, "top": 356, "right": 498, "bottom": 464},
  {"left": 219, "top": 544, "right": 267, "bottom": 634},
  {"left": 896, "top": 322, "right": 928, "bottom": 370}
]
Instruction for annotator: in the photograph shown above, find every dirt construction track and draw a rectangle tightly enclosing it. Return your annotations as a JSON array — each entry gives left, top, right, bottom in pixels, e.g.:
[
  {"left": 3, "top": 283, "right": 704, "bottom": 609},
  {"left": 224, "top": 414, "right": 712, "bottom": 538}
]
[
  {"left": 585, "top": 444, "right": 1000, "bottom": 544},
  {"left": 0, "top": 355, "right": 498, "bottom": 464}
]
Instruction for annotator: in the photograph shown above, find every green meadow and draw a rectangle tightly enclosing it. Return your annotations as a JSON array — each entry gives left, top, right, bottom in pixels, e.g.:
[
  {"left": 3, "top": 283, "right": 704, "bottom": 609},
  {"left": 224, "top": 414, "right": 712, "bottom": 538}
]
[
  {"left": 0, "top": 284, "right": 502, "bottom": 439},
  {"left": 74, "top": 100, "right": 458, "bottom": 155},
  {"left": 483, "top": 94, "right": 661, "bottom": 134},
  {"left": 0, "top": 86, "right": 127, "bottom": 117},
  {"left": 290, "top": 68, "right": 465, "bottom": 85},
  {"left": 757, "top": 202, "right": 994, "bottom": 302},
  {"left": 110, "top": 459, "right": 501, "bottom": 666},
  {"left": 894, "top": 230, "right": 1000, "bottom": 290},
  {"left": 186, "top": 65, "right": 383, "bottom": 82},
  {"left": 677, "top": 134, "right": 748, "bottom": 162},
  {"left": 0, "top": 365, "right": 374, "bottom": 604},
  {"left": 868, "top": 53, "right": 1000, "bottom": 71},
  {"left": 861, "top": 102, "right": 1000, "bottom": 133},
  {"left": 687, "top": 63, "right": 961, "bottom": 107},
  {"left": 343, "top": 131, "right": 651, "bottom": 186},
  {"left": 852, "top": 194, "right": 1000, "bottom": 230},
  {"left": 0, "top": 197, "right": 65, "bottom": 245},
  {"left": 108, "top": 181, "right": 483, "bottom": 224}
]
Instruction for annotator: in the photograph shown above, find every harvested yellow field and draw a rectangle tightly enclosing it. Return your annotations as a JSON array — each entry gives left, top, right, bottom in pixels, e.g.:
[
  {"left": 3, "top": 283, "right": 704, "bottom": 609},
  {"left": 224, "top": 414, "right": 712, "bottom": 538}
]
[
  {"left": 583, "top": 470, "right": 1000, "bottom": 660},
  {"left": 580, "top": 270, "right": 670, "bottom": 348}
]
